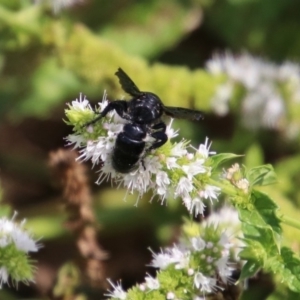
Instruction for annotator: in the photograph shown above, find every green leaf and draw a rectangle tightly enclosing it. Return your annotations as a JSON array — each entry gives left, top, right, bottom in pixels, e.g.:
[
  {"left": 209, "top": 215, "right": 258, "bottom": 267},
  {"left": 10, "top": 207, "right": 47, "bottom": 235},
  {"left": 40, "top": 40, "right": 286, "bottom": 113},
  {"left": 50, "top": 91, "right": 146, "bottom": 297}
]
[
  {"left": 237, "top": 190, "right": 282, "bottom": 271},
  {"left": 246, "top": 164, "right": 277, "bottom": 186},
  {"left": 239, "top": 190, "right": 281, "bottom": 235},
  {"left": 252, "top": 190, "right": 281, "bottom": 235},
  {"left": 278, "top": 247, "right": 300, "bottom": 292},
  {"left": 235, "top": 189, "right": 294, "bottom": 287},
  {"left": 239, "top": 260, "right": 261, "bottom": 281},
  {"left": 238, "top": 239, "right": 265, "bottom": 261},
  {"left": 210, "top": 153, "right": 242, "bottom": 168}
]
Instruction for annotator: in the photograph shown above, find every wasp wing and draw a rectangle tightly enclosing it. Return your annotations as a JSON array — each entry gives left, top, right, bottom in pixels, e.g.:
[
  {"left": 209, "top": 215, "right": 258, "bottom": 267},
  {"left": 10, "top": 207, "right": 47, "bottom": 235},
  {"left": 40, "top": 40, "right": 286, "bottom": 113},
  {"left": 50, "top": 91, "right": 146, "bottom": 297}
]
[
  {"left": 163, "top": 106, "right": 204, "bottom": 121},
  {"left": 115, "top": 68, "right": 141, "bottom": 97}
]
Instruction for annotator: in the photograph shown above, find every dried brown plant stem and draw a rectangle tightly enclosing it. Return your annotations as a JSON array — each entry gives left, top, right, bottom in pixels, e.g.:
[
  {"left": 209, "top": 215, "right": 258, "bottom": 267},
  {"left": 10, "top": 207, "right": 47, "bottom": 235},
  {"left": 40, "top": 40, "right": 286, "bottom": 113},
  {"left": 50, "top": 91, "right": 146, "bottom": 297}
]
[{"left": 49, "top": 149, "right": 108, "bottom": 291}]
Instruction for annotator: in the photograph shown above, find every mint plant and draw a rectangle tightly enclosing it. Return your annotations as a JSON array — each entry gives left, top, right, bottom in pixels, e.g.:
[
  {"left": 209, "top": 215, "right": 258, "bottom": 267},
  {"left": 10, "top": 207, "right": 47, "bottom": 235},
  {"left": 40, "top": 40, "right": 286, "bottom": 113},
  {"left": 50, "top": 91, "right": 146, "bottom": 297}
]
[{"left": 65, "top": 93, "right": 300, "bottom": 299}]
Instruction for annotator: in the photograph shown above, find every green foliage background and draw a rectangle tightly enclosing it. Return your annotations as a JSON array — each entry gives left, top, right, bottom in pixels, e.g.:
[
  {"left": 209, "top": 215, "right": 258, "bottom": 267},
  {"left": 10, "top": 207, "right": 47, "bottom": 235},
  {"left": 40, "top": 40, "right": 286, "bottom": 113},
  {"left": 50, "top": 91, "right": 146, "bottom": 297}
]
[{"left": 1, "top": 0, "right": 300, "bottom": 299}]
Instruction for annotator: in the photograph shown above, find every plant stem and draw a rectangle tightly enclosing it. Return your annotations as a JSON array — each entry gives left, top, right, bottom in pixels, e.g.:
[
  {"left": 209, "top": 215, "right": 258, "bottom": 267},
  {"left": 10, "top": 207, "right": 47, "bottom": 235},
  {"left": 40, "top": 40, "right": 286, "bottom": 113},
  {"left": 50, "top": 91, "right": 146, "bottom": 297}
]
[
  {"left": 278, "top": 214, "right": 300, "bottom": 230},
  {"left": 209, "top": 178, "right": 238, "bottom": 196}
]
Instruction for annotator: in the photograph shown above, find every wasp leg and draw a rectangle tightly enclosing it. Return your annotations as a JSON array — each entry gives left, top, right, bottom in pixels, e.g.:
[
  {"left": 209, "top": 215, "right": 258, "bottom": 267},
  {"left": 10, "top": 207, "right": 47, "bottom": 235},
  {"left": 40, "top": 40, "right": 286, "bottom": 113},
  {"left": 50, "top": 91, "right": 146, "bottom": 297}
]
[
  {"left": 83, "top": 100, "right": 130, "bottom": 127},
  {"left": 141, "top": 159, "right": 146, "bottom": 171},
  {"left": 102, "top": 100, "right": 129, "bottom": 118},
  {"left": 148, "top": 131, "right": 168, "bottom": 150},
  {"left": 151, "top": 121, "right": 166, "bottom": 132},
  {"left": 146, "top": 121, "right": 168, "bottom": 150}
]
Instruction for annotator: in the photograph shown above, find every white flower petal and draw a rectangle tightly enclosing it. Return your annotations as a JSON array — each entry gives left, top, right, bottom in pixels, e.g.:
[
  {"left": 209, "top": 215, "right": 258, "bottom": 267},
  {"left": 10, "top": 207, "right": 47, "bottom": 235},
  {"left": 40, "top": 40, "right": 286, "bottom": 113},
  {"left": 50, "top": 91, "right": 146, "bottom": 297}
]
[
  {"left": 145, "top": 275, "right": 160, "bottom": 290},
  {"left": 105, "top": 279, "right": 127, "bottom": 300},
  {"left": 194, "top": 272, "right": 217, "bottom": 293},
  {"left": 0, "top": 267, "right": 9, "bottom": 287}
]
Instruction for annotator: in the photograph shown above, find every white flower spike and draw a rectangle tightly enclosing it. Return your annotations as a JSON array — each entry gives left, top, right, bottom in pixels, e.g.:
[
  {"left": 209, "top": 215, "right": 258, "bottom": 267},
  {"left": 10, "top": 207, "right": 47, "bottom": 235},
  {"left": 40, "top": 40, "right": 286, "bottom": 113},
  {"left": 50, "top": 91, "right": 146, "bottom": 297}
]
[{"left": 65, "top": 94, "right": 220, "bottom": 216}]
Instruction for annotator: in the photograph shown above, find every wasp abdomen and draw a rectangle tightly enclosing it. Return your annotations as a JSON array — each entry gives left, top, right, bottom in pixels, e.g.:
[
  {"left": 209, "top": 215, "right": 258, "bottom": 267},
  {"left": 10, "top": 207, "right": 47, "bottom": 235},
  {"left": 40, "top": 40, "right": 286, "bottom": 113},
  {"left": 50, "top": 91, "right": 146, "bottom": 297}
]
[{"left": 112, "top": 124, "right": 146, "bottom": 173}]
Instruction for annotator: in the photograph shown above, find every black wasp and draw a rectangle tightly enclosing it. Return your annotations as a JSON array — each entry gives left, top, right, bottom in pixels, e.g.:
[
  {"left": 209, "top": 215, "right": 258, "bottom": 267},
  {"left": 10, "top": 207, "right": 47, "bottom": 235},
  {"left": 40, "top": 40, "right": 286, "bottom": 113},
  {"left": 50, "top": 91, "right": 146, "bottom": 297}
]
[{"left": 85, "top": 68, "right": 204, "bottom": 173}]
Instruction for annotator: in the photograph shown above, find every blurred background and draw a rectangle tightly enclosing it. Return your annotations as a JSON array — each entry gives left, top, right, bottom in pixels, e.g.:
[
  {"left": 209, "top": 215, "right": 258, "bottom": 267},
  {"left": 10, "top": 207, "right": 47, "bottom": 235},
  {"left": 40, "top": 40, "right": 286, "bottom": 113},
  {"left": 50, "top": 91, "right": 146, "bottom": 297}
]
[{"left": 1, "top": 0, "right": 300, "bottom": 299}]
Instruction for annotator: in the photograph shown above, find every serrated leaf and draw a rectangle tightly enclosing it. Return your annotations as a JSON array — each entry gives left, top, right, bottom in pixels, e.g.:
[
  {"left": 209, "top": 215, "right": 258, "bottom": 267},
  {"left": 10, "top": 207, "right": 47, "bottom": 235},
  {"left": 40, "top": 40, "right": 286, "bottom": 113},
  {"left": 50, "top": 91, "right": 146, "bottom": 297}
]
[
  {"left": 241, "top": 222, "right": 261, "bottom": 237},
  {"left": 238, "top": 191, "right": 281, "bottom": 235},
  {"left": 247, "top": 164, "right": 277, "bottom": 186},
  {"left": 279, "top": 247, "right": 300, "bottom": 292},
  {"left": 252, "top": 190, "right": 281, "bottom": 235},
  {"left": 238, "top": 190, "right": 282, "bottom": 257},
  {"left": 210, "top": 153, "right": 242, "bottom": 168},
  {"left": 239, "top": 209, "right": 263, "bottom": 228},
  {"left": 239, "top": 232, "right": 276, "bottom": 265}
]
